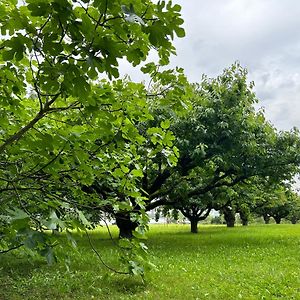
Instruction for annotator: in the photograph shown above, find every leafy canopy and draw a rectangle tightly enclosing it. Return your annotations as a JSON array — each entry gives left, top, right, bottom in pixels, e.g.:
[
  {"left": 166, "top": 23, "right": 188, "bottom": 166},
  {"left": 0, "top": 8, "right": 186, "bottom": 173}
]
[{"left": 0, "top": 0, "right": 185, "bottom": 274}]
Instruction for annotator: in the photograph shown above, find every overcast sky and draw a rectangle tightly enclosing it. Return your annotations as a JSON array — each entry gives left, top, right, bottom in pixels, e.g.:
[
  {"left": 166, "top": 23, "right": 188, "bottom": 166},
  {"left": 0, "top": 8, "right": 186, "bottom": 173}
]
[
  {"left": 120, "top": 0, "right": 300, "bottom": 132},
  {"left": 170, "top": 0, "right": 300, "bottom": 131}
]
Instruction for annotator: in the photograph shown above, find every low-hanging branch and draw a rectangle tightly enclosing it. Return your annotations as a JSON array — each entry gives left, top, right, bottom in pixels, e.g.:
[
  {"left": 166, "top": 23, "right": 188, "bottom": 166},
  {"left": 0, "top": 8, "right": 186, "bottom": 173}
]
[
  {"left": 0, "top": 243, "right": 24, "bottom": 254},
  {"left": 85, "top": 230, "right": 130, "bottom": 275},
  {"left": 0, "top": 93, "right": 61, "bottom": 153}
]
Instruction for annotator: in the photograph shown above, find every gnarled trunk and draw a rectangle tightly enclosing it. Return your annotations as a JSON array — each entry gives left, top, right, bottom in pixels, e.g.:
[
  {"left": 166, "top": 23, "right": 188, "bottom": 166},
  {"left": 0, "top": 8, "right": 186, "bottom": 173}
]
[
  {"left": 263, "top": 214, "right": 270, "bottom": 224},
  {"left": 180, "top": 205, "right": 211, "bottom": 234},
  {"left": 273, "top": 216, "right": 281, "bottom": 224},
  {"left": 115, "top": 213, "right": 138, "bottom": 239},
  {"left": 239, "top": 211, "right": 249, "bottom": 226},
  {"left": 223, "top": 207, "right": 235, "bottom": 227},
  {"left": 190, "top": 218, "right": 198, "bottom": 233}
]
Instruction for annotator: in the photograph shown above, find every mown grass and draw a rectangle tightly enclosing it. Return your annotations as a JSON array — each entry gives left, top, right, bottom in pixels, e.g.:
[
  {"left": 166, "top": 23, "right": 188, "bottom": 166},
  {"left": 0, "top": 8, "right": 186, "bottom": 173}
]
[{"left": 1, "top": 224, "right": 300, "bottom": 300}]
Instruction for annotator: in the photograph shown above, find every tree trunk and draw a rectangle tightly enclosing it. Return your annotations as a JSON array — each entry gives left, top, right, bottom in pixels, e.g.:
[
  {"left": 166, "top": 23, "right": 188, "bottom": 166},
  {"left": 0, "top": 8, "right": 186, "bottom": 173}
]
[
  {"left": 273, "top": 216, "right": 281, "bottom": 224},
  {"left": 115, "top": 213, "right": 138, "bottom": 239},
  {"left": 190, "top": 218, "right": 198, "bottom": 233},
  {"left": 239, "top": 211, "right": 249, "bottom": 226},
  {"left": 291, "top": 216, "right": 297, "bottom": 224},
  {"left": 241, "top": 218, "right": 248, "bottom": 226},
  {"left": 223, "top": 207, "right": 235, "bottom": 227},
  {"left": 263, "top": 214, "right": 270, "bottom": 224}
]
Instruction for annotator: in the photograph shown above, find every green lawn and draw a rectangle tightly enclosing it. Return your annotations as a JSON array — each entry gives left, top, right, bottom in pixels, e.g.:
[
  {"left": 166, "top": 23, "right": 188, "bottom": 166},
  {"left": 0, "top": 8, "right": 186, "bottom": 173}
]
[{"left": 1, "top": 224, "right": 300, "bottom": 300}]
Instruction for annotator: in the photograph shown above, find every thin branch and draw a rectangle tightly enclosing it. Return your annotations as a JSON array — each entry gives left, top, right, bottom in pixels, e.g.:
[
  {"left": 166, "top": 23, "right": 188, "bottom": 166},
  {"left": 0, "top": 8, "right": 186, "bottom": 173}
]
[
  {"left": 0, "top": 187, "right": 42, "bottom": 193},
  {"left": 0, "top": 112, "right": 45, "bottom": 152},
  {"left": 57, "top": 16, "right": 68, "bottom": 44},
  {"left": 99, "top": 216, "right": 119, "bottom": 247},
  {"left": 141, "top": 4, "right": 149, "bottom": 18},
  {"left": 0, "top": 244, "right": 24, "bottom": 254},
  {"left": 85, "top": 230, "right": 129, "bottom": 275},
  {"left": 147, "top": 65, "right": 160, "bottom": 93},
  {"left": 47, "top": 101, "right": 81, "bottom": 112},
  {"left": 101, "top": 16, "right": 122, "bottom": 25},
  {"left": 45, "top": 116, "right": 74, "bottom": 126},
  {"left": 146, "top": 85, "right": 172, "bottom": 97},
  {"left": 0, "top": 93, "right": 61, "bottom": 152},
  {"left": 31, "top": 146, "right": 66, "bottom": 176},
  {"left": 12, "top": 182, "right": 41, "bottom": 228},
  {"left": 79, "top": 108, "right": 94, "bottom": 128},
  {"left": 37, "top": 14, "right": 52, "bottom": 36}
]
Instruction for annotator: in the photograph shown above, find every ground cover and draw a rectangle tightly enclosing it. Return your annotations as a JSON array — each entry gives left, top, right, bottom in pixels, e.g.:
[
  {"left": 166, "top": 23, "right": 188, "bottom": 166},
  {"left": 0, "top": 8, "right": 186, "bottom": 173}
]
[{"left": 1, "top": 224, "right": 300, "bottom": 300}]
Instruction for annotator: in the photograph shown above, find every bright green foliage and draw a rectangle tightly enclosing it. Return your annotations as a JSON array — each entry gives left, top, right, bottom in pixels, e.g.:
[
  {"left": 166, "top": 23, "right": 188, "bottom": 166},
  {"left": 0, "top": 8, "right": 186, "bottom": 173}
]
[
  {"left": 170, "top": 65, "right": 300, "bottom": 226},
  {"left": 140, "top": 64, "right": 300, "bottom": 232},
  {"left": 0, "top": 0, "right": 186, "bottom": 273}
]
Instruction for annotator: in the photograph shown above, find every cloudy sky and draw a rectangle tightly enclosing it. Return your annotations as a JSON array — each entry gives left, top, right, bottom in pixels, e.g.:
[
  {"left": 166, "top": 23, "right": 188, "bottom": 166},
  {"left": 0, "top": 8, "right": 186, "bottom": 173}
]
[
  {"left": 121, "top": 0, "right": 300, "bottom": 132},
  {"left": 169, "top": 0, "right": 300, "bottom": 131}
]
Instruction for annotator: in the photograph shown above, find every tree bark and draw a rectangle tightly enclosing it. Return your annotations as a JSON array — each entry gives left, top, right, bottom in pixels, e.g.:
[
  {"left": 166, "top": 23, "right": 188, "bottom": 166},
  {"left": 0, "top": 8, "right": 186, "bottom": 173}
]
[
  {"left": 239, "top": 211, "right": 249, "bottom": 226},
  {"left": 223, "top": 207, "right": 235, "bottom": 227},
  {"left": 115, "top": 213, "right": 138, "bottom": 239},
  {"left": 190, "top": 218, "right": 198, "bottom": 233},
  {"left": 291, "top": 216, "right": 297, "bottom": 224},
  {"left": 273, "top": 216, "right": 281, "bottom": 224},
  {"left": 263, "top": 214, "right": 270, "bottom": 224},
  {"left": 241, "top": 219, "right": 248, "bottom": 226}
]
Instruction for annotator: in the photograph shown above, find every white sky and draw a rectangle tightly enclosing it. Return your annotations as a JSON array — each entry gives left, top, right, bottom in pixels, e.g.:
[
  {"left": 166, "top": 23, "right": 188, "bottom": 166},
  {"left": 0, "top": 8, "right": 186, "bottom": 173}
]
[{"left": 120, "top": 0, "right": 300, "bottom": 131}]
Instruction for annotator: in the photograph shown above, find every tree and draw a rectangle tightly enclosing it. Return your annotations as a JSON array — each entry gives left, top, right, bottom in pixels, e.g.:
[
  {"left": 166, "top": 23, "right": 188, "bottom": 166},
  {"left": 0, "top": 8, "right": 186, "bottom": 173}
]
[
  {"left": 254, "top": 184, "right": 300, "bottom": 224},
  {"left": 219, "top": 179, "right": 266, "bottom": 227},
  {"left": 286, "top": 192, "right": 300, "bottom": 224},
  {"left": 221, "top": 206, "right": 236, "bottom": 228},
  {"left": 137, "top": 64, "right": 300, "bottom": 233},
  {"left": 0, "top": 0, "right": 185, "bottom": 273}
]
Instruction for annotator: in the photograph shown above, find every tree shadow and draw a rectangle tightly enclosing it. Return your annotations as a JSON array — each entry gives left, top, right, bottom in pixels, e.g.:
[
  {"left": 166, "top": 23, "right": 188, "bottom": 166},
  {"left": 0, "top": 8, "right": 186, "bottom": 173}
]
[
  {"left": 108, "top": 276, "right": 147, "bottom": 295},
  {"left": 0, "top": 253, "right": 46, "bottom": 278}
]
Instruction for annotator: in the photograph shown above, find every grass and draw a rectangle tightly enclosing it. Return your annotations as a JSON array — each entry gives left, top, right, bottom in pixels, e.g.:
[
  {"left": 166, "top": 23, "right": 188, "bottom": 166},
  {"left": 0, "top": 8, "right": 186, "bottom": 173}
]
[{"left": 1, "top": 224, "right": 300, "bottom": 299}]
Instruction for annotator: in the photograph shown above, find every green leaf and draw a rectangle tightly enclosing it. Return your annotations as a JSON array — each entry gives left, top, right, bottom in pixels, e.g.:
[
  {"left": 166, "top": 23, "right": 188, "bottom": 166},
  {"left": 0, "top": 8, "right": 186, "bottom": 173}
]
[
  {"left": 131, "top": 169, "right": 143, "bottom": 177},
  {"left": 8, "top": 208, "right": 28, "bottom": 220},
  {"left": 133, "top": 230, "right": 148, "bottom": 240},
  {"left": 112, "top": 168, "right": 124, "bottom": 178},
  {"left": 161, "top": 119, "right": 170, "bottom": 129},
  {"left": 2, "top": 50, "right": 14, "bottom": 61},
  {"left": 120, "top": 165, "right": 130, "bottom": 174},
  {"left": 66, "top": 231, "right": 77, "bottom": 248},
  {"left": 27, "top": 2, "right": 50, "bottom": 16},
  {"left": 175, "top": 27, "right": 185, "bottom": 38},
  {"left": 44, "top": 247, "right": 57, "bottom": 265},
  {"left": 77, "top": 210, "right": 90, "bottom": 226}
]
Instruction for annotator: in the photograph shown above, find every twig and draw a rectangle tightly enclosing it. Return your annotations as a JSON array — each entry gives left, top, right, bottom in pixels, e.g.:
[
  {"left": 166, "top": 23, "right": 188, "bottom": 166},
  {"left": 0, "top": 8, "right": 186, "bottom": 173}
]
[
  {"left": 99, "top": 216, "right": 119, "bottom": 247},
  {"left": 0, "top": 243, "right": 24, "bottom": 254},
  {"left": 31, "top": 146, "right": 66, "bottom": 176},
  {"left": 85, "top": 230, "right": 129, "bottom": 275}
]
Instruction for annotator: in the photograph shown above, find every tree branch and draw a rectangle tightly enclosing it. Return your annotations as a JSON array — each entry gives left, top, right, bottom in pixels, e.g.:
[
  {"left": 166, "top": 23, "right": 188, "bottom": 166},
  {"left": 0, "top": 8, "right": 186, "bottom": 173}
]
[
  {"left": 0, "top": 244, "right": 24, "bottom": 254},
  {"left": 0, "top": 93, "right": 61, "bottom": 152},
  {"left": 85, "top": 230, "right": 129, "bottom": 275}
]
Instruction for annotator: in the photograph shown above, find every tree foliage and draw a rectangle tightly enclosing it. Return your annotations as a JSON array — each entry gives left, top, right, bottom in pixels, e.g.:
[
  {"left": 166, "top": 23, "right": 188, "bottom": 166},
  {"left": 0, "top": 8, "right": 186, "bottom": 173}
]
[
  {"left": 138, "top": 64, "right": 300, "bottom": 232},
  {"left": 253, "top": 183, "right": 300, "bottom": 224},
  {"left": 0, "top": 0, "right": 186, "bottom": 275}
]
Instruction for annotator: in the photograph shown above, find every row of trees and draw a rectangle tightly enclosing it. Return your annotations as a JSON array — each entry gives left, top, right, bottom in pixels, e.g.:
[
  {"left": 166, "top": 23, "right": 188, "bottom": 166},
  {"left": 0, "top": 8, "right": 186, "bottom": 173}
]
[
  {"left": 120, "top": 65, "right": 300, "bottom": 234},
  {"left": 1, "top": 0, "right": 300, "bottom": 275},
  {"left": 155, "top": 182, "right": 300, "bottom": 228}
]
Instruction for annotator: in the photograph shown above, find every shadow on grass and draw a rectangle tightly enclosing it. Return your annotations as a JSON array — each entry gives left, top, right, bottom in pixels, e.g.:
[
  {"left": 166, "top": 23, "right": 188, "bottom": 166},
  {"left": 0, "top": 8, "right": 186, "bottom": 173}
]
[
  {"left": 0, "top": 253, "right": 46, "bottom": 278},
  {"left": 108, "top": 276, "right": 146, "bottom": 294}
]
